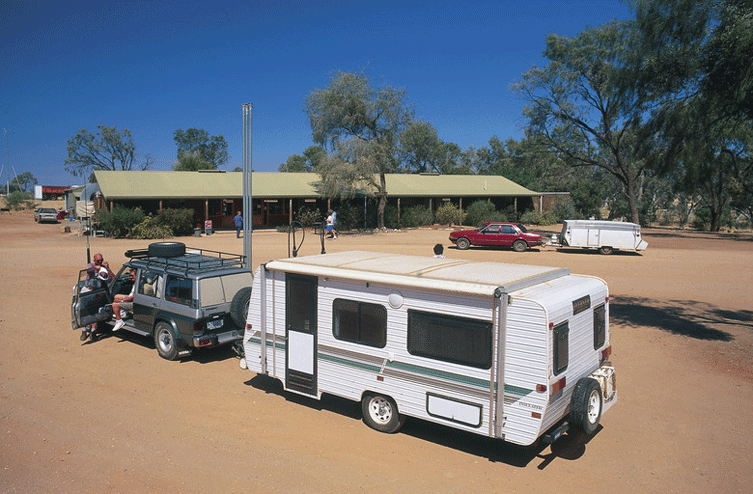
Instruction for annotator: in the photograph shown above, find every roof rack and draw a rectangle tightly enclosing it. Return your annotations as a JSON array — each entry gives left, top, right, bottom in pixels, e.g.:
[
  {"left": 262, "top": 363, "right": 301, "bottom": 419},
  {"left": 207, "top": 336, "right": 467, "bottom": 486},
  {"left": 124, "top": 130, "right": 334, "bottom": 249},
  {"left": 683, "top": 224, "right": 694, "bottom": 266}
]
[{"left": 124, "top": 247, "right": 246, "bottom": 275}]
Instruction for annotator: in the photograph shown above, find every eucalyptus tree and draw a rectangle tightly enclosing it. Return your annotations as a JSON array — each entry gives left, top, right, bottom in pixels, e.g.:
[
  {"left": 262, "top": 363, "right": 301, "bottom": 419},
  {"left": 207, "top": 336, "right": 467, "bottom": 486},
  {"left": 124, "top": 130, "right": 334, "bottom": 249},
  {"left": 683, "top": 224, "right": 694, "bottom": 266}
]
[
  {"left": 305, "top": 71, "right": 413, "bottom": 228},
  {"left": 514, "top": 22, "right": 650, "bottom": 224},
  {"left": 173, "top": 128, "right": 229, "bottom": 171},
  {"left": 65, "top": 125, "right": 146, "bottom": 177}
]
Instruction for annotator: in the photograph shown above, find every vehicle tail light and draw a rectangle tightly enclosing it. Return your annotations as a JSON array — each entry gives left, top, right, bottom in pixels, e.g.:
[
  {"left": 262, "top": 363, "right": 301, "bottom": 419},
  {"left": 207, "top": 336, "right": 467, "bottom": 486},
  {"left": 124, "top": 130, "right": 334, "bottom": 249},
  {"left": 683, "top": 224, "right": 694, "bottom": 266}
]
[
  {"left": 601, "top": 345, "right": 612, "bottom": 362},
  {"left": 193, "top": 321, "right": 204, "bottom": 336},
  {"left": 550, "top": 376, "right": 566, "bottom": 396},
  {"left": 536, "top": 384, "right": 547, "bottom": 392}
]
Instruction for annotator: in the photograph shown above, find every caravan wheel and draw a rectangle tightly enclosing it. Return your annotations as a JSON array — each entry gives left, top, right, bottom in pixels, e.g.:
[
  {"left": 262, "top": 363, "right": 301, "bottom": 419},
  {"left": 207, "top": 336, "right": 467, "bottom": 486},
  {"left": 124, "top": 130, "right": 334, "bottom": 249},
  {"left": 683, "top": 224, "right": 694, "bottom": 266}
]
[
  {"left": 570, "top": 377, "right": 602, "bottom": 434},
  {"left": 598, "top": 246, "right": 614, "bottom": 255},
  {"left": 362, "top": 393, "right": 405, "bottom": 433}
]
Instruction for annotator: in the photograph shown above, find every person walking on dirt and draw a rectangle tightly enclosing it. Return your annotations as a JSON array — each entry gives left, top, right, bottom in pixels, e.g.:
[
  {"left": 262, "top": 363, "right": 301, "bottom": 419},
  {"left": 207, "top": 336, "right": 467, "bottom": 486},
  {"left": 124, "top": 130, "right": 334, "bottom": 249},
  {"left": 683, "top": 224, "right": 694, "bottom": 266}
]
[{"left": 234, "top": 211, "right": 243, "bottom": 238}]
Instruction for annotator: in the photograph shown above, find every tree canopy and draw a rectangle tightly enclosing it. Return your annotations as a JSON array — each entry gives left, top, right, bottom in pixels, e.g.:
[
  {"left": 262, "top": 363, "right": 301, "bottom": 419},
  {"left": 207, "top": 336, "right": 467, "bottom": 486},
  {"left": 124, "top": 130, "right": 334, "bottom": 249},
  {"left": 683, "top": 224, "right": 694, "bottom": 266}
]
[
  {"left": 65, "top": 125, "right": 147, "bottom": 177},
  {"left": 173, "top": 128, "right": 229, "bottom": 171},
  {"left": 305, "top": 70, "right": 414, "bottom": 228}
]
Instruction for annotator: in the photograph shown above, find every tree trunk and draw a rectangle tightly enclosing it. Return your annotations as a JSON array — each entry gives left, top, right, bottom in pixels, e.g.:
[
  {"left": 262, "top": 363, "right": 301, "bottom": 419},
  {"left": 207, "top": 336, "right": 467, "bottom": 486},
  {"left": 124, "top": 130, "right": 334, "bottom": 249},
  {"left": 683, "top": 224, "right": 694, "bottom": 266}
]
[
  {"left": 625, "top": 178, "right": 640, "bottom": 224},
  {"left": 376, "top": 172, "right": 387, "bottom": 229}
]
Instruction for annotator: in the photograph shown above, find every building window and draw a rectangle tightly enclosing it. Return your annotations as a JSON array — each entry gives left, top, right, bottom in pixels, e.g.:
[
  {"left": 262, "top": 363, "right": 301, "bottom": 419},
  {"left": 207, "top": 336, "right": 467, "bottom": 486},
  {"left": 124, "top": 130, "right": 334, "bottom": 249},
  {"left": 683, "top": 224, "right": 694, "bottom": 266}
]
[
  {"left": 407, "top": 310, "right": 492, "bottom": 369},
  {"left": 593, "top": 304, "right": 606, "bottom": 349},
  {"left": 553, "top": 322, "right": 569, "bottom": 375},
  {"left": 332, "top": 299, "right": 387, "bottom": 348}
]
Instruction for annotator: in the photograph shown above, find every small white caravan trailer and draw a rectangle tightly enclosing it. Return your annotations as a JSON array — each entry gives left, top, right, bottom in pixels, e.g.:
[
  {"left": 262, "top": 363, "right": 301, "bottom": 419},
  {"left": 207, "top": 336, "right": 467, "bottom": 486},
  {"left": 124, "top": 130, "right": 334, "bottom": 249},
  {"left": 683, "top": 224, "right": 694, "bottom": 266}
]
[
  {"left": 241, "top": 251, "right": 617, "bottom": 446},
  {"left": 555, "top": 220, "right": 648, "bottom": 255}
]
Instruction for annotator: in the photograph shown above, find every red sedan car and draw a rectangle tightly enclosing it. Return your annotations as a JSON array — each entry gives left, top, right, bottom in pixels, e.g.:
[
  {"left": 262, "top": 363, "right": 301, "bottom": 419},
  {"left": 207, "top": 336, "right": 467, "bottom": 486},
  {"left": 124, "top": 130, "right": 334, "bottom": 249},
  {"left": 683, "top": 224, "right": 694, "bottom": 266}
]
[{"left": 449, "top": 222, "right": 543, "bottom": 252}]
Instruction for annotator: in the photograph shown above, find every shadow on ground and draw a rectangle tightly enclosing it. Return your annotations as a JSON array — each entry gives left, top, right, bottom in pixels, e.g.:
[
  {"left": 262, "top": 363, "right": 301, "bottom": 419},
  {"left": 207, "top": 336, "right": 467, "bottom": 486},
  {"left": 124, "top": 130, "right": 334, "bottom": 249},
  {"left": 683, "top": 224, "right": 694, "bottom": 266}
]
[
  {"left": 610, "top": 296, "right": 753, "bottom": 341},
  {"left": 244, "top": 374, "right": 598, "bottom": 468}
]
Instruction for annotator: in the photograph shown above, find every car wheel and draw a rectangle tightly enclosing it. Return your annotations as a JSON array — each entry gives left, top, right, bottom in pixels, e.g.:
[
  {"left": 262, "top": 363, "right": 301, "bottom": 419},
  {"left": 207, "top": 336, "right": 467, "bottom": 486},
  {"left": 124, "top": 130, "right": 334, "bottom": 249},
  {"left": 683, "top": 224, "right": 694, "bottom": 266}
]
[
  {"left": 512, "top": 240, "right": 528, "bottom": 252},
  {"left": 570, "top": 377, "right": 602, "bottom": 434},
  {"left": 598, "top": 246, "right": 614, "bottom": 255},
  {"left": 362, "top": 392, "right": 405, "bottom": 433},
  {"left": 230, "top": 287, "right": 252, "bottom": 328},
  {"left": 148, "top": 242, "right": 186, "bottom": 258},
  {"left": 154, "top": 322, "right": 179, "bottom": 360},
  {"left": 456, "top": 237, "right": 470, "bottom": 250}
]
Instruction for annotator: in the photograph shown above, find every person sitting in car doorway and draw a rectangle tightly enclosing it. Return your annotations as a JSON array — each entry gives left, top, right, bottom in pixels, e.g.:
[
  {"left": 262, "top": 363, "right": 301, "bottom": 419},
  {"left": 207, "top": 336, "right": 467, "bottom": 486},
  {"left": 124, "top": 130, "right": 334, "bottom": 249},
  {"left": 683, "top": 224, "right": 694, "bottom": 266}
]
[{"left": 112, "top": 269, "right": 137, "bottom": 332}]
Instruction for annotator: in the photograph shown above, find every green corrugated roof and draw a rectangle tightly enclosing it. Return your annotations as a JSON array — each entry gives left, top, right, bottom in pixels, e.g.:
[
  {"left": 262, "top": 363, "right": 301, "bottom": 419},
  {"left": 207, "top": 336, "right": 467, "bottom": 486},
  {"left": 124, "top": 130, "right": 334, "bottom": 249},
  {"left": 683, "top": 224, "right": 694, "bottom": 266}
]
[{"left": 94, "top": 171, "right": 539, "bottom": 200}]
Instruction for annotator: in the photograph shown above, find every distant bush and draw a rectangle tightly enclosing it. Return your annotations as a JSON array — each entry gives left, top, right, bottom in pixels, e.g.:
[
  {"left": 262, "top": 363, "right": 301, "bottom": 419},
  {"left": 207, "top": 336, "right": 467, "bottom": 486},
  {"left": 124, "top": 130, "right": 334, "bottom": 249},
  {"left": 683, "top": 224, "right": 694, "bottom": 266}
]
[
  {"left": 464, "top": 200, "right": 507, "bottom": 227},
  {"left": 154, "top": 208, "right": 194, "bottom": 235},
  {"left": 96, "top": 206, "right": 145, "bottom": 238},
  {"left": 400, "top": 205, "right": 434, "bottom": 228},
  {"left": 434, "top": 203, "right": 464, "bottom": 226},
  {"left": 4, "top": 190, "right": 35, "bottom": 210},
  {"left": 551, "top": 201, "right": 580, "bottom": 223},
  {"left": 129, "top": 214, "right": 173, "bottom": 239},
  {"left": 520, "top": 209, "right": 558, "bottom": 226},
  {"left": 295, "top": 206, "right": 322, "bottom": 227}
]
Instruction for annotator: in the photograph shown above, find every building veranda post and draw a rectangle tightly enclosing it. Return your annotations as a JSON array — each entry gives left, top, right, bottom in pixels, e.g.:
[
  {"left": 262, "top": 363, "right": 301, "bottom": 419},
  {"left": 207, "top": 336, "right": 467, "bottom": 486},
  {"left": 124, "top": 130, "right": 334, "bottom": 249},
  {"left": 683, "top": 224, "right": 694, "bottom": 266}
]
[{"left": 91, "top": 171, "right": 544, "bottom": 230}]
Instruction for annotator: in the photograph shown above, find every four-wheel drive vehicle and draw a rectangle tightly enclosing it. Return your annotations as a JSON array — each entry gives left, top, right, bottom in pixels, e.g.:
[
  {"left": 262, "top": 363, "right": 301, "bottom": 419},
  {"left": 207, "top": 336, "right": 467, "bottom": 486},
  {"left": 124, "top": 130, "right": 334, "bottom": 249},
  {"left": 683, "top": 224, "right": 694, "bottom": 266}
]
[
  {"left": 449, "top": 222, "right": 542, "bottom": 252},
  {"left": 71, "top": 242, "right": 253, "bottom": 360},
  {"left": 34, "top": 207, "right": 59, "bottom": 223}
]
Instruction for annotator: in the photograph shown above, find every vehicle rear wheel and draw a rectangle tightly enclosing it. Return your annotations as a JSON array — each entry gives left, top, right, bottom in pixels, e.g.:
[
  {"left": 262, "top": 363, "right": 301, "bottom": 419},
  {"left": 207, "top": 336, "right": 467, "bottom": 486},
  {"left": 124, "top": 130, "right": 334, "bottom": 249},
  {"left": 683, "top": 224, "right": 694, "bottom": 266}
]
[
  {"left": 148, "top": 242, "right": 186, "bottom": 258},
  {"left": 598, "top": 246, "right": 614, "bottom": 255},
  {"left": 362, "top": 392, "right": 405, "bottom": 433},
  {"left": 570, "top": 377, "right": 602, "bottom": 434},
  {"left": 230, "top": 287, "right": 252, "bottom": 328},
  {"left": 512, "top": 239, "right": 528, "bottom": 252},
  {"left": 154, "top": 322, "right": 179, "bottom": 360},
  {"left": 456, "top": 237, "right": 470, "bottom": 250}
]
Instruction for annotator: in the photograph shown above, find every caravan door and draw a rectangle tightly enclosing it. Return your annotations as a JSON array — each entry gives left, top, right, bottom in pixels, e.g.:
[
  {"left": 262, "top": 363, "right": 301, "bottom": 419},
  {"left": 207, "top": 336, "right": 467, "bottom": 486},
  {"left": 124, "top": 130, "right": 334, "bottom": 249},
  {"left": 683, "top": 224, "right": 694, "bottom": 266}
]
[{"left": 285, "top": 273, "right": 318, "bottom": 395}]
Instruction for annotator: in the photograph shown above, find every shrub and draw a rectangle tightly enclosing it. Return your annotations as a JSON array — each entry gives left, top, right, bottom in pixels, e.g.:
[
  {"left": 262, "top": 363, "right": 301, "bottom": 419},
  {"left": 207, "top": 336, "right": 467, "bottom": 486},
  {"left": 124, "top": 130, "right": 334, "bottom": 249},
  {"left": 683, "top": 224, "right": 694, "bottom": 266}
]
[
  {"left": 4, "top": 190, "right": 35, "bottom": 210},
  {"left": 96, "top": 206, "right": 145, "bottom": 238},
  {"left": 128, "top": 214, "right": 173, "bottom": 239},
  {"left": 336, "top": 202, "right": 365, "bottom": 231},
  {"left": 551, "top": 201, "right": 580, "bottom": 223},
  {"left": 520, "top": 209, "right": 558, "bottom": 226},
  {"left": 295, "top": 206, "right": 322, "bottom": 227},
  {"left": 400, "top": 205, "right": 434, "bottom": 228},
  {"left": 155, "top": 208, "right": 194, "bottom": 235},
  {"left": 464, "top": 200, "right": 504, "bottom": 227},
  {"left": 434, "top": 203, "right": 464, "bottom": 226}
]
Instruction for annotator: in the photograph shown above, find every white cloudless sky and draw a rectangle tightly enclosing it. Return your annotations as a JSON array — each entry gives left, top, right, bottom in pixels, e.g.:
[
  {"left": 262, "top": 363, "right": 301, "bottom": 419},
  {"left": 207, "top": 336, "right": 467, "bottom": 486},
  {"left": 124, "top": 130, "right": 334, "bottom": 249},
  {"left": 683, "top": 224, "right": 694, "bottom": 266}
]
[{"left": 1, "top": 0, "right": 633, "bottom": 186}]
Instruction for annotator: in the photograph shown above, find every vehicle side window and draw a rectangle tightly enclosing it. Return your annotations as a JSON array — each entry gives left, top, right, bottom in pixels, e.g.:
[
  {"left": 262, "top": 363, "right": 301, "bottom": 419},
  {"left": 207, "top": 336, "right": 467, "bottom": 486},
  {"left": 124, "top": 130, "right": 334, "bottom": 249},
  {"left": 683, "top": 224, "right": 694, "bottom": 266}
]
[
  {"left": 500, "top": 225, "right": 516, "bottom": 234},
  {"left": 483, "top": 225, "right": 500, "bottom": 234},
  {"left": 407, "top": 310, "right": 492, "bottom": 369},
  {"left": 138, "top": 270, "right": 162, "bottom": 298},
  {"left": 164, "top": 275, "right": 192, "bottom": 306},
  {"left": 593, "top": 304, "right": 606, "bottom": 349},
  {"left": 553, "top": 321, "right": 569, "bottom": 375},
  {"left": 332, "top": 299, "right": 387, "bottom": 348}
]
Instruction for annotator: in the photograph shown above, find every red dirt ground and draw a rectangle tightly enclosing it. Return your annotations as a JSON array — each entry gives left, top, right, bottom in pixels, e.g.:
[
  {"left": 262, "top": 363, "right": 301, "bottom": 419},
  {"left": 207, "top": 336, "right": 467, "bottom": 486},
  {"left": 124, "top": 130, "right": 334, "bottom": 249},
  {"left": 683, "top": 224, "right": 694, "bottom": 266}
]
[{"left": 1, "top": 210, "right": 752, "bottom": 493}]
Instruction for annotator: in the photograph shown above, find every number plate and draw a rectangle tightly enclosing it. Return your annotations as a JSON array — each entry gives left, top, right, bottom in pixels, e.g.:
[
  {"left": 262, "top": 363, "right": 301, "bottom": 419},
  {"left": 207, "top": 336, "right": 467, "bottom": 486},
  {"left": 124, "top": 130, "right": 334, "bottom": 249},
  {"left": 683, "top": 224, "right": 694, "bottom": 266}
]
[{"left": 206, "top": 318, "right": 223, "bottom": 330}]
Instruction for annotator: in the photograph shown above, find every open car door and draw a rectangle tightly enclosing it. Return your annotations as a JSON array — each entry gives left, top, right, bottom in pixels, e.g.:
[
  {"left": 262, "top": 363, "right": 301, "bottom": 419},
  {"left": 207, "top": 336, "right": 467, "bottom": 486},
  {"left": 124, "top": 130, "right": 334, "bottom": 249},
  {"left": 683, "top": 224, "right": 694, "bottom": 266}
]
[{"left": 71, "top": 269, "right": 113, "bottom": 329}]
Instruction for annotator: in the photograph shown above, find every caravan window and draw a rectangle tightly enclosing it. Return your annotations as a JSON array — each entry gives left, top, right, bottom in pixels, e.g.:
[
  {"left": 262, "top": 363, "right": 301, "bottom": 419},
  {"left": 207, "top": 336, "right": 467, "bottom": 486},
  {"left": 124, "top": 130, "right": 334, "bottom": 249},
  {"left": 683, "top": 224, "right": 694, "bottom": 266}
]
[
  {"left": 593, "top": 304, "right": 606, "bottom": 349},
  {"left": 332, "top": 299, "right": 387, "bottom": 348},
  {"left": 553, "top": 322, "right": 569, "bottom": 375},
  {"left": 407, "top": 310, "right": 492, "bottom": 369}
]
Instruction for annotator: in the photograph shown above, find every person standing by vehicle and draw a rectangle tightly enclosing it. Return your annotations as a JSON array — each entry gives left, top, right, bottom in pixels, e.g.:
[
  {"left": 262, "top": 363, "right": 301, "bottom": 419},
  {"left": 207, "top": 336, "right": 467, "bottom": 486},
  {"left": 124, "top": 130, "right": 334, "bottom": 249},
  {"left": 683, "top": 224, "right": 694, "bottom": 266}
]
[
  {"left": 326, "top": 210, "right": 337, "bottom": 239},
  {"left": 234, "top": 211, "right": 243, "bottom": 238},
  {"left": 433, "top": 243, "right": 446, "bottom": 258}
]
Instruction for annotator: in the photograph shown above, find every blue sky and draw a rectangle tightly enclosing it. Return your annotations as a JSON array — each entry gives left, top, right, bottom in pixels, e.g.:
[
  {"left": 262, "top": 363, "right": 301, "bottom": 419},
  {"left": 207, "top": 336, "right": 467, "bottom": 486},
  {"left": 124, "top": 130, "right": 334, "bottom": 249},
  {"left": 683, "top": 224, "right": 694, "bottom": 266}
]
[{"left": 1, "top": 0, "right": 633, "bottom": 187}]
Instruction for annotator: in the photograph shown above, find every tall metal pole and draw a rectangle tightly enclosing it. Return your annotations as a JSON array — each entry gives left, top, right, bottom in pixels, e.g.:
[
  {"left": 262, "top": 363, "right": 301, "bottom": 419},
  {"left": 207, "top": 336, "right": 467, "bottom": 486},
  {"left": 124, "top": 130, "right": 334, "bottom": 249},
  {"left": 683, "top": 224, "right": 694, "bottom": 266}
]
[{"left": 242, "top": 103, "right": 253, "bottom": 271}]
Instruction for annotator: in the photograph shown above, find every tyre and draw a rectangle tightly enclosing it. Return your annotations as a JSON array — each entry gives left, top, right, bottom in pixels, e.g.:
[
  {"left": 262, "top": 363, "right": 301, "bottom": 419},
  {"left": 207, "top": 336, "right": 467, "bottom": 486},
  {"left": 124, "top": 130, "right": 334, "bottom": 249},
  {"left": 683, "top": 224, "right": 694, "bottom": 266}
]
[
  {"left": 148, "top": 242, "right": 186, "bottom": 258},
  {"left": 362, "top": 393, "right": 405, "bottom": 433},
  {"left": 598, "top": 246, "right": 613, "bottom": 255},
  {"left": 154, "top": 322, "right": 180, "bottom": 360},
  {"left": 570, "top": 377, "right": 602, "bottom": 434},
  {"left": 230, "top": 287, "right": 252, "bottom": 328},
  {"left": 512, "top": 239, "right": 528, "bottom": 252},
  {"left": 456, "top": 237, "right": 470, "bottom": 250}
]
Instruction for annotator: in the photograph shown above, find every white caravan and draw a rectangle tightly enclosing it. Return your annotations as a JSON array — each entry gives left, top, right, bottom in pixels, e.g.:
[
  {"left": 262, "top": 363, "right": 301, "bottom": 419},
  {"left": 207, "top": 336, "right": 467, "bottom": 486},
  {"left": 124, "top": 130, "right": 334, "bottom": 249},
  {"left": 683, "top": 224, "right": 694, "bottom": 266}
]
[
  {"left": 241, "top": 251, "right": 617, "bottom": 446},
  {"left": 553, "top": 220, "right": 648, "bottom": 255}
]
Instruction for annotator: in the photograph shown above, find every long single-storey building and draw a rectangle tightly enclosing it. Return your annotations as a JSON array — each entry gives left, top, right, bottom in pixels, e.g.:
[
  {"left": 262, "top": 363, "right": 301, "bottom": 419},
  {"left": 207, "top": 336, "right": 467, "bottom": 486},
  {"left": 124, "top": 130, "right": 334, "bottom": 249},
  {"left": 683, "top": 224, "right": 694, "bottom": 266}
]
[{"left": 91, "top": 170, "right": 544, "bottom": 229}]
